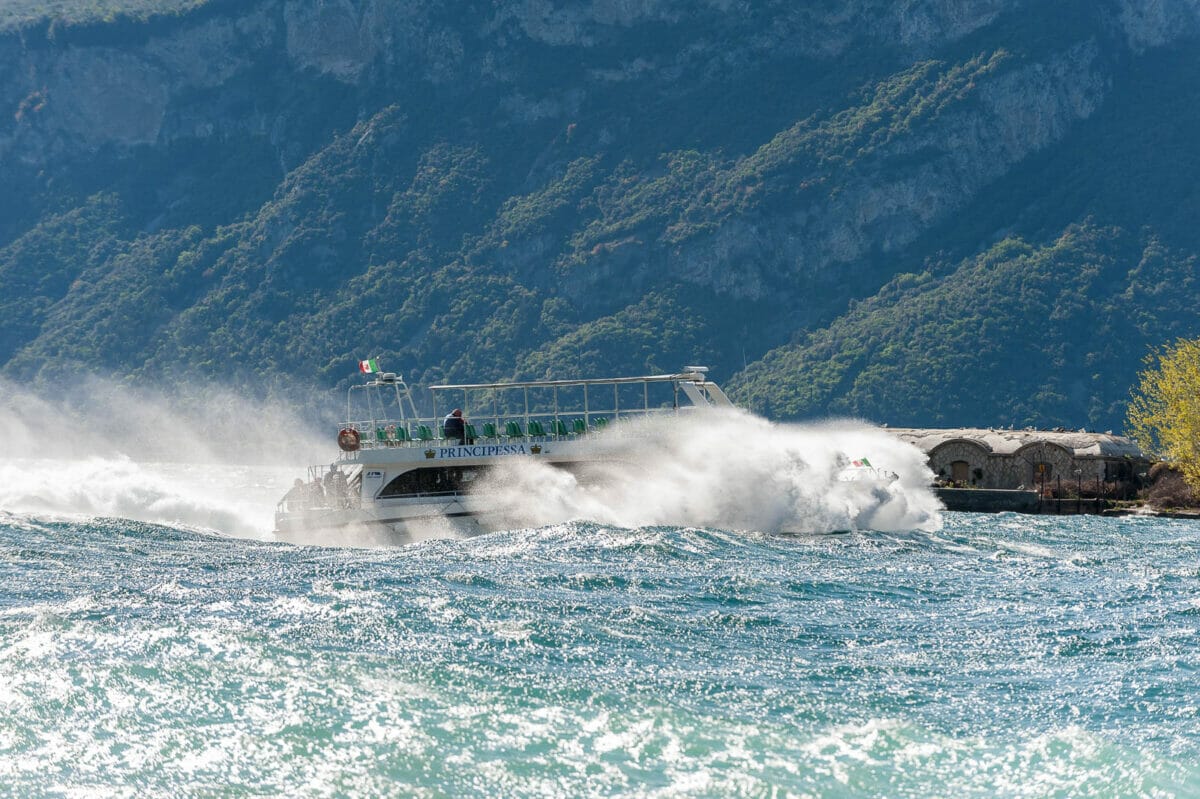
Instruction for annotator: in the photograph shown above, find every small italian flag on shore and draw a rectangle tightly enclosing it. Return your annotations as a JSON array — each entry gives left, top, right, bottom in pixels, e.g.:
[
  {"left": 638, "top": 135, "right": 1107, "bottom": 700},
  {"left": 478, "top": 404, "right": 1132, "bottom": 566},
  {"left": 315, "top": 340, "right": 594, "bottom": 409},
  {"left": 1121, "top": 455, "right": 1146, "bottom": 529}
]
[
  {"left": 851, "top": 457, "right": 873, "bottom": 468},
  {"left": 359, "top": 358, "right": 380, "bottom": 374}
]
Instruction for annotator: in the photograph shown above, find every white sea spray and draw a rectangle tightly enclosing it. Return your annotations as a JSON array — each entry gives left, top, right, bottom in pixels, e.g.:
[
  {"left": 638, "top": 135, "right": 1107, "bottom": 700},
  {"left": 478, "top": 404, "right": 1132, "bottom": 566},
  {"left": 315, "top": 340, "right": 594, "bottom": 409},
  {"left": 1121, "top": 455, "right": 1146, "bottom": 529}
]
[
  {"left": 0, "top": 377, "right": 325, "bottom": 537},
  {"left": 480, "top": 409, "right": 942, "bottom": 534}
]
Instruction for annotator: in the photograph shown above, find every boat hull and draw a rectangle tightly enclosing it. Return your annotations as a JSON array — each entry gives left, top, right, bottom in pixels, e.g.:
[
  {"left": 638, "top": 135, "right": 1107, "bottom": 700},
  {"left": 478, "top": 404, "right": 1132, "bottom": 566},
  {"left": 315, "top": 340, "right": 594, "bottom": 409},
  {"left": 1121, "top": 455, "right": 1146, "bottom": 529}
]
[{"left": 273, "top": 496, "right": 530, "bottom": 547}]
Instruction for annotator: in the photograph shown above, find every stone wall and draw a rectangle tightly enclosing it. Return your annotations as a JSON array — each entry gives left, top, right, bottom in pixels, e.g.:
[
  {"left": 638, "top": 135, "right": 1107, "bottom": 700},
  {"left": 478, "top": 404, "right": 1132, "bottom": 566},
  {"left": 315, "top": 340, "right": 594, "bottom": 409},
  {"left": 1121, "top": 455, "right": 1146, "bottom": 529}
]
[{"left": 919, "top": 434, "right": 1142, "bottom": 491}]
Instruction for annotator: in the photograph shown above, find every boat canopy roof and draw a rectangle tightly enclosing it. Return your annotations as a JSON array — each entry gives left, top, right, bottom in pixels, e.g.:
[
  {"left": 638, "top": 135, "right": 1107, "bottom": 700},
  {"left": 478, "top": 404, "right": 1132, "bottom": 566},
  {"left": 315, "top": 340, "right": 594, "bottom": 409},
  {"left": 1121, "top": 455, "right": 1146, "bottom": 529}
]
[
  {"left": 430, "top": 368, "right": 713, "bottom": 392},
  {"left": 427, "top": 367, "right": 733, "bottom": 415}
]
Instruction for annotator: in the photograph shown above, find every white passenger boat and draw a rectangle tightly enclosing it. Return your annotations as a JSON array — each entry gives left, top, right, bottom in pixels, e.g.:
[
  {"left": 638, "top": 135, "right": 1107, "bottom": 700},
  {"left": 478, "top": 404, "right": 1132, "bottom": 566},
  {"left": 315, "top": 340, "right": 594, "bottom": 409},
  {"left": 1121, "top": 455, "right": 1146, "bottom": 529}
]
[{"left": 274, "top": 367, "right": 735, "bottom": 544}]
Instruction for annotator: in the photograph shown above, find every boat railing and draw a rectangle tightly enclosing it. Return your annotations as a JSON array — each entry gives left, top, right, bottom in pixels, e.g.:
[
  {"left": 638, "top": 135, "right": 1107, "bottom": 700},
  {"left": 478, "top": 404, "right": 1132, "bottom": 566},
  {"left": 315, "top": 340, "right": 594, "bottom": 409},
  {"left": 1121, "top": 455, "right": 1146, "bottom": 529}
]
[
  {"left": 340, "top": 406, "right": 681, "bottom": 450},
  {"left": 277, "top": 463, "right": 362, "bottom": 514},
  {"left": 339, "top": 367, "right": 734, "bottom": 451}
]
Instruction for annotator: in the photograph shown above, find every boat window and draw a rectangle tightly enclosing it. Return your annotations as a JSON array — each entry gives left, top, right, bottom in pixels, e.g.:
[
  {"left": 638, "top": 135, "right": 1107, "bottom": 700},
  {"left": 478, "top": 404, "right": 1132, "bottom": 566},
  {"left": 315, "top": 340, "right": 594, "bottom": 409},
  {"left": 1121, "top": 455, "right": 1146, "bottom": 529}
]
[{"left": 379, "top": 466, "right": 490, "bottom": 498}]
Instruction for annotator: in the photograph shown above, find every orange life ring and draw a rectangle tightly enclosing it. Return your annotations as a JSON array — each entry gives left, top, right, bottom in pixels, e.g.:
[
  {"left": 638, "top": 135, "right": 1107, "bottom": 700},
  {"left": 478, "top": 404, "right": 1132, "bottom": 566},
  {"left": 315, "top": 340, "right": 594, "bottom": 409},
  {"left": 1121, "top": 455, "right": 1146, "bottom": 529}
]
[{"left": 337, "top": 428, "right": 361, "bottom": 452}]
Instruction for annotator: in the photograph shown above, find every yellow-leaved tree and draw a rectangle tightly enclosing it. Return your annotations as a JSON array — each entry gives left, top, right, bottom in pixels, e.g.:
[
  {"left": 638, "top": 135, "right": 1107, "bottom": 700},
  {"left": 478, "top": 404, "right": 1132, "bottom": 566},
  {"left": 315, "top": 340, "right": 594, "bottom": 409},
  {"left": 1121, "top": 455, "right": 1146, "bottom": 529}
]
[{"left": 1126, "top": 338, "right": 1200, "bottom": 490}]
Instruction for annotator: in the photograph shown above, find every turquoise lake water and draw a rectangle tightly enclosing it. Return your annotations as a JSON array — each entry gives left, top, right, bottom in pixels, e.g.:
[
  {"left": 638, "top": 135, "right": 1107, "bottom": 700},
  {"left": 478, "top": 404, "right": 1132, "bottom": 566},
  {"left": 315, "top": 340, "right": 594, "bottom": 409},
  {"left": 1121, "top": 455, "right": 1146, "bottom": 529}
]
[{"left": 2, "top": 511, "right": 1199, "bottom": 797}]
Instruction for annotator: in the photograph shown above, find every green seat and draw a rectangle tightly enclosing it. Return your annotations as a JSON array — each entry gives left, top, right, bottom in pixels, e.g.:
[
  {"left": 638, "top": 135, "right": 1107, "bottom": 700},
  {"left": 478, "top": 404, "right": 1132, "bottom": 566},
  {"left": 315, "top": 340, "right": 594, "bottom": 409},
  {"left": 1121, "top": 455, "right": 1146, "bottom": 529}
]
[
  {"left": 483, "top": 422, "right": 499, "bottom": 438},
  {"left": 551, "top": 419, "right": 568, "bottom": 436},
  {"left": 465, "top": 424, "right": 477, "bottom": 441},
  {"left": 505, "top": 421, "right": 523, "bottom": 437},
  {"left": 593, "top": 417, "right": 609, "bottom": 430},
  {"left": 417, "top": 425, "right": 433, "bottom": 441},
  {"left": 395, "top": 426, "right": 410, "bottom": 442},
  {"left": 376, "top": 427, "right": 388, "bottom": 444},
  {"left": 572, "top": 418, "right": 587, "bottom": 435},
  {"left": 528, "top": 420, "right": 546, "bottom": 437}
]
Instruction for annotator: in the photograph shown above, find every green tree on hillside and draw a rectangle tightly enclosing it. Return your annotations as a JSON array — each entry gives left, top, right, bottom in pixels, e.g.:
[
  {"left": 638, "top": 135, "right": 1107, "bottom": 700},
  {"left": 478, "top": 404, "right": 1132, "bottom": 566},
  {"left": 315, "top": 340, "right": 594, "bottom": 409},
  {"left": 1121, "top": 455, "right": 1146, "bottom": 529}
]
[{"left": 1127, "top": 338, "right": 1200, "bottom": 490}]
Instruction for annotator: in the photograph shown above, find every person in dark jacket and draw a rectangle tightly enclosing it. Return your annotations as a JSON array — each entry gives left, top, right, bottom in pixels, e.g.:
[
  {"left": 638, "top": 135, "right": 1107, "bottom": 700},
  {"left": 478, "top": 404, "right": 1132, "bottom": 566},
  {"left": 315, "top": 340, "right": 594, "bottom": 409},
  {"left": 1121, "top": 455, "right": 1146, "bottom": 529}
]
[
  {"left": 443, "top": 408, "right": 467, "bottom": 445},
  {"left": 284, "top": 478, "right": 307, "bottom": 511}
]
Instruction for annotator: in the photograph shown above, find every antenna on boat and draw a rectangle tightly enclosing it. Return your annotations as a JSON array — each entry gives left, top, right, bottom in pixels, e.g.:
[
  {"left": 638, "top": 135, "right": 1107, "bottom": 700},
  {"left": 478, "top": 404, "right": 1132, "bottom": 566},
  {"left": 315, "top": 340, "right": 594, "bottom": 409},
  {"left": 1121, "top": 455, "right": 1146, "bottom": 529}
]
[
  {"left": 346, "top": 361, "right": 420, "bottom": 425},
  {"left": 374, "top": 372, "right": 419, "bottom": 421},
  {"left": 677, "top": 365, "right": 734, "bottom": 408}
]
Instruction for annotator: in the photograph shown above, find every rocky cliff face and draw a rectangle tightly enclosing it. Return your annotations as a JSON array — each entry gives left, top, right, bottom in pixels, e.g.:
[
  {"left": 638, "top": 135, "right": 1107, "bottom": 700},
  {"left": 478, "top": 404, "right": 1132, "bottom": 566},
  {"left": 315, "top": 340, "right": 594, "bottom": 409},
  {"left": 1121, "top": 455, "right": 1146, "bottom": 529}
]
[
  {"left": 662, "top": 40, "right": 1106, "bottom": 313},
  {"left": 1, "top": 1, "right": 1190, "bottom": 208},
  {"left": 0, "top": 1, "right": 1080, "bottom": 161}
]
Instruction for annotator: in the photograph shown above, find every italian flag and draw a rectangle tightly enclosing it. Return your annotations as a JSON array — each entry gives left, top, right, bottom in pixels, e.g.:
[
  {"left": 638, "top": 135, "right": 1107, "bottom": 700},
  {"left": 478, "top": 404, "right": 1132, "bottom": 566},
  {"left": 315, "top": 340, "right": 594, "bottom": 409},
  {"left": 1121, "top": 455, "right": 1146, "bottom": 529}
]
[
  {"left": 851, "top": 457, "right": 873, "bottom": 468},
  {"left": 359, "top": 358, "right": 380, "bottom": 374}
]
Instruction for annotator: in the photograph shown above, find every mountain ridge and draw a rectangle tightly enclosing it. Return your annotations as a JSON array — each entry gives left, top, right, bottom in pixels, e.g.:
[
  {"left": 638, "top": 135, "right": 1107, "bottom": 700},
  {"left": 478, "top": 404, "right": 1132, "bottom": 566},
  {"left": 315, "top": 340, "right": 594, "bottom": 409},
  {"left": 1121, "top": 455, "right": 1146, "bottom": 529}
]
[{"left": 1, "top": 0, "right": 1198, "bottom": 430}]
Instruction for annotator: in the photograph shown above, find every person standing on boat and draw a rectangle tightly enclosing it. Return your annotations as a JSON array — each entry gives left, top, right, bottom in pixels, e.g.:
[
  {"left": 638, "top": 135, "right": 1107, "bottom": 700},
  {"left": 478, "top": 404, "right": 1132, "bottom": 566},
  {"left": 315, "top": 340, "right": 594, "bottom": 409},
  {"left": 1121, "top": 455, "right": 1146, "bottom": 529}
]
[
  {"left": 307, "top": 477, "right": 326, "bottom": 508},
  {"left": 444, "top": 408, "right": 467, "bottom": 445},
  {"left": 323, "top": 465, "right": 348, "bottom": 508},
  {"left": 284, "top": 478, "right": 306, "bottom": 511}
]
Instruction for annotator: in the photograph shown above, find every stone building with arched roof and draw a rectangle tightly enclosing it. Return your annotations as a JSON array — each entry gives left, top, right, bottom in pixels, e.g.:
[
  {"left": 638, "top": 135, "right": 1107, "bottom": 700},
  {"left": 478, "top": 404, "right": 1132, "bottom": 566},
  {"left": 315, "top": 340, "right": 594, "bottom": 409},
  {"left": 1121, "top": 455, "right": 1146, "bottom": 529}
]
[{"left": 887, "top": 428, "right": 1150, "bottom": 492}]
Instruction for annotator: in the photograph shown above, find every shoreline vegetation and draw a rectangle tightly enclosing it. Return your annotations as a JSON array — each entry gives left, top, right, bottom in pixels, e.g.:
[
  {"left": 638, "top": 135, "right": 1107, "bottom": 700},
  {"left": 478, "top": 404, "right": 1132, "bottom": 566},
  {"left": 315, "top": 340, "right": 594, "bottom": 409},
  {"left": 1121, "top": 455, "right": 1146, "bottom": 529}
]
[
  {"left": 1136, "top": 462, "right": 1200, "bottom": 514},
  {"left": 935, "top": 462, "right": 1200, "bottom": 516}
]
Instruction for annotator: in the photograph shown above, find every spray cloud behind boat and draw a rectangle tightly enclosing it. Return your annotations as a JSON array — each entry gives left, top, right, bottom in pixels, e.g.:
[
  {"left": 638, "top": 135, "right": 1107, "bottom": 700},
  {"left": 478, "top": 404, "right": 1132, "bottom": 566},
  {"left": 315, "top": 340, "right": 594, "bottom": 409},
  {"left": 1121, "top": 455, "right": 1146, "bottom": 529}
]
[{"left": 0, "top": 376, "right": 324, "bottom": 536}]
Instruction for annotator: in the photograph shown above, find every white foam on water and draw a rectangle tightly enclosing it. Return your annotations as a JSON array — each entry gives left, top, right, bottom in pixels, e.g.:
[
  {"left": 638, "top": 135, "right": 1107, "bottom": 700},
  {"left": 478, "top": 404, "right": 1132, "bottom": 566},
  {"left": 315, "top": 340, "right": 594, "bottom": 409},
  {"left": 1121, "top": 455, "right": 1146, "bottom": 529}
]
[{"left": 480, "top": 409, "right": 942, "bottom": 534}]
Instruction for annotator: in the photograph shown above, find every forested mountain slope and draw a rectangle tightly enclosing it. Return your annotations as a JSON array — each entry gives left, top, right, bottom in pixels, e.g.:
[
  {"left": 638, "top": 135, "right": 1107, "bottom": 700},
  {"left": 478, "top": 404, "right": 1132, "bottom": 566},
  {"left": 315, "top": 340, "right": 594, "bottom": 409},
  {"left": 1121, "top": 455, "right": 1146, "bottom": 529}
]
[{"left": 1, "top": 0, "right": 1198, "bottom": 430}]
